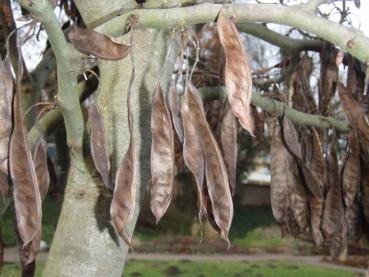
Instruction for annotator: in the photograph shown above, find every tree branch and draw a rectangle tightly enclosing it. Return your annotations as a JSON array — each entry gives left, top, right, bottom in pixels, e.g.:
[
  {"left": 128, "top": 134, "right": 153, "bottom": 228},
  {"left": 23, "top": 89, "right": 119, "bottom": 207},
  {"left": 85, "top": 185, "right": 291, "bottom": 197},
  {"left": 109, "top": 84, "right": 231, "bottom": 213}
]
[
  {"left": 198, "top": 86, "right": 350, "bottom": 133},
  {"left": 237, "top": 23, "right": 322, "bottom": 53},
  {"left": 96, "top": 3, "right": 369, "bottom": 63},
  {"left": 18, "top": 0, "right": 84, "bottom": 150}
]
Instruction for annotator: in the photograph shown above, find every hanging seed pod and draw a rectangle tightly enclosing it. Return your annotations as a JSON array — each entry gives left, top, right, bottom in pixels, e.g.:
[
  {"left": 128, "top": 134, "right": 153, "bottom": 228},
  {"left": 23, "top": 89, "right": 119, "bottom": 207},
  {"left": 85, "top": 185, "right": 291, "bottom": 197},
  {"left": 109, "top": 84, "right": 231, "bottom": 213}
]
[
  {"left": 0, "top": 56, "right": 14, "bottom": 176},
  {"left": 68, "top": 26, "right": 132, "bottom": 61},
  {"left": 220, "top": 103, "right": 238, "bottom": 196},
  {"left": 217, "top": 9, "right": 254, "bottom": 135},
  {"left": 345, "top": 198, "right": 363, "bottom": 243},
  {"left": 342, "top": 132, "right": 360, "bottom": 209},
  {"left": 150, "top": 85, "right": 175, "bottom": 223},
  {"left": 185, "top": 82, "right": 233, "bottom": 242},
  {"left": 281, "top": 116, "right": 302, "bottom": 160},
  {"left": 251, "top": 106, "right": 264, "bottom": 142},
  {"left": 181, "top": 96, "right": 206, "bottom": 219},
  {"left": 88, "top": 103, "right": 111, "bottom": 189},
  {"left": 33, "top": 138, "right": 50, "bottom": 201},
  {"left": 168, "top": 81, "right": 184, "bottom": 143},
  {"left": 338, "top": 83, "right": 369, "bottom": 145},
  {"left": 322, "top": 142, "right": 345, "bottom": 244},
  {"left": 9, "top": 47, "right": 41, "bottom": 264},
  {"left": 110, "top": 50, "right": 137, "bottom": 247}
]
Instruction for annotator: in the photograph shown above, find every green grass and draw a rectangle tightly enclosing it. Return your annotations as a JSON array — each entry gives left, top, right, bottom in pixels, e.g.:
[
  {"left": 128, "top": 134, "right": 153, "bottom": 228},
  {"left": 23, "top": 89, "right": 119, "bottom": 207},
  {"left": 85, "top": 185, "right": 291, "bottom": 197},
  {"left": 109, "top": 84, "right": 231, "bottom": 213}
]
[
  {"left": 1, "top": 195, "right": 63, "bottom": 246},
  {"left": 0, "top": 260, "right": 363, "bottom": 277}
]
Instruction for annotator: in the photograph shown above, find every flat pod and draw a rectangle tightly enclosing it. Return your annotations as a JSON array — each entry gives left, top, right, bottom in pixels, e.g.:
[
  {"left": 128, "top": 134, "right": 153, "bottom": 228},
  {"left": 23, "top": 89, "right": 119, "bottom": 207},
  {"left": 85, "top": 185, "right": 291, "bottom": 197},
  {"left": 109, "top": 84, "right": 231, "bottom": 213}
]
[
  {"left": 342, "top": 132, "right": 360, "bottom": 209},
  {"left": 0, "top": 56, "right": 14, "bottom": 174},
  {"left": 338, "top": 83, "right": 369, "bottom": 145},
  {"left": 33, "top": 138, "right": 50, "bottom": 200},
  {"left": 9, "top": 52, "right": 41, "bottom": 264},
  {"left": 185, "top": 82, "right": 233, "bottom": 242},
  {"left": 89, "top": 103, "right": 111, "bottom": 189},
  {"left": 181, "top": 96, "right": 206, "bottom": 219},
  {"left": 282, "top": 116, "right": 302, "bottom": 160},
  {"left": 322, "top": 142, "right": 344, "bottom": 242},
  {"left": 68, "top": 26, "right": 131, "bottom": 61},
  {"left": 168, "top": 82, "right": 184, "bottom": 143},
  {"left": 111, "top": 140, "right": 136, "bottom": 247},
  {"left": 150, "top": 85, "right": 175, "bottom": 223},
  {"left": 217, "top": 9, "right": 254, "bottom": 135},
  {"left": 220, "top": 103, "right": 238, "bottom": 196}
]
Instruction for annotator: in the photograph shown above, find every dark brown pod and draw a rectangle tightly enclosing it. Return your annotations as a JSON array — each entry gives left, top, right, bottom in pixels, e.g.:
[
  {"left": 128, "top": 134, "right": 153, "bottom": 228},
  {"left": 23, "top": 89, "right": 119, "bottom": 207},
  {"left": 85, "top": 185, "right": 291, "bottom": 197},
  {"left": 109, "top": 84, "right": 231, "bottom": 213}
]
[
  {"left": 217, "top": 9, "right": 254, "bottom": 135},
  {"left": 9, "top": 51, "right": 41, "bottom": 264},
  {"left": 185, "top": 82, "right": 233, "bottom": 242},
  {"left": 89, "top": 103, "right": 111, "bottom": 189},
  {"left": 33, "top": 138, "right": 50, "bottom": 201},
  {"left": 68, "top": 26, "right": 132, "bottom": 61},
  {"left": 150, "top": 85, "right": 175, "bottom": 223}
]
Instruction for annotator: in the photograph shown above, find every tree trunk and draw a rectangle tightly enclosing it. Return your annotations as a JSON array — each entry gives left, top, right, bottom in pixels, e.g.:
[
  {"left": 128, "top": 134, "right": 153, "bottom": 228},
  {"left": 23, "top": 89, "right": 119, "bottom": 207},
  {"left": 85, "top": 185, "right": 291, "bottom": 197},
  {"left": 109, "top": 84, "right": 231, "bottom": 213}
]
[{"left": 42, "top": 27, "right": 177, "bottom": 276}]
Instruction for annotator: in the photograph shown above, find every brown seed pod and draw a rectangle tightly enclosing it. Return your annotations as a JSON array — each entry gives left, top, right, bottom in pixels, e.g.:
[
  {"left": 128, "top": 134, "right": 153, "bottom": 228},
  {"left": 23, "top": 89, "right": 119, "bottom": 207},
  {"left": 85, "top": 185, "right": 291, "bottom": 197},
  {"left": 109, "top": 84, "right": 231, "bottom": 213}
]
[
  {"left": 220, "top": 103, "right": 238, "bottom": 196},
  {"left": 33, "top": 138, "right": 50, "bottom": 201},
  {"left": 281, "top": 116, "right": 302, "bottom": 160},
  {"left": 322, "top": 141, "right": 345, "bottom": 244},
  {"left": 181, "top": 97, "right": 206, "bottom": 220},
  {"left": 9, "top": 51, "right": 41, "bottom": 264},
  {"left": 88, "top": 103, "right": 111, "bottom": 189},
  {"left": 338, "top": 83, "right": 369, "bottom": 145},
  {"left": 68, "top": 26, "right": 132, "bottom": 61},
  {"left": 168, "top": 81, "right": 184, "bottom": 143},
  {"left": 342, "top": 132, "right": 360, "bottom": 209},
  {"left": 150, "top": 85, "right": 175, "bottom": 223},
  {"left": 0, "top": 56, "right": 14, "bottom": 175},
  {"left": 217, "top": 9, "right": 254, "bottom": 135},
  {"left": 185, "top": 82, "right": 233, "bottom": 242}
]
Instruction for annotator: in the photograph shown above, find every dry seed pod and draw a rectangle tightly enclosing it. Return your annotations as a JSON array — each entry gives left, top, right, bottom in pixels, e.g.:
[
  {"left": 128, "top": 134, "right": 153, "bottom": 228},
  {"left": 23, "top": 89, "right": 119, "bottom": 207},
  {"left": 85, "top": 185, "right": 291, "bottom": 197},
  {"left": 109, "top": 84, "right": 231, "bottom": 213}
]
[
  {"left": 270, "top": 121, "right": 290, "bottom": 224},
  {"left": 33, "top": 138, "right": 50, "bottom": 201},
  {"left": 360, "top": 161, "right": 369, "bottom": 225},
  {"left": 68, "top": 26, "right": 131, "bottom": 61},
  {"left": 150, "top": 85, "right": 175, "bottom": 223},
  {"left": 342, "top": 132, "right": 360, "bottom": 209},
  {"left": 181, "top": 96, "right": 206, "bottom": 219},
  {"left": 310, "top": 197, "right": 324, "bottom": 246},
  {"left": 282, "top": 116, "right": 302, "bottom": 160},
  {"left": 322, "top": 142, "right": 345, "bottom": 243},
  {"left": 111, "top": 55, "right": 137, "bottom": 247},
  {"left": 220, "top": 103, "right": 238, "bottom": 196},
  {"left": 0, "top": 56, "right": 14, "bottom": 175},
  {"left": 345, "top": 198, "right": 363, "bottom": 243},
  {"left": 9, "top": 51, "right": 41, "bottom": 264},
  {"left": 168, "top": 81, "right": 184, "bottom": 143},
  {"left": 217, "top": 9, "right": 254, "bottom": 135},
  {"left": 185, "top": 82, "right": 233, "bottom": 242},
  {"left": 338, "top": 83, "right": 369, "bottom": 145},
  {"left": 0, "top": 171, "right": 8, "bottom": 197},
  {"left": 88, "top": 103, "right": 111, "bottom": 189}
]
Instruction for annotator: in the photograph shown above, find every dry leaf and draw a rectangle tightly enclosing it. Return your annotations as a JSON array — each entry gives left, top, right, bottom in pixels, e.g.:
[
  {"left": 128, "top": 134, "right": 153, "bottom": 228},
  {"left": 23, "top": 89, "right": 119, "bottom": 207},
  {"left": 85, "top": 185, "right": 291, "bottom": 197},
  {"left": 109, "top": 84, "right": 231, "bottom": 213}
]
[
  {"left": 89, "top": 103, "right": 111, "bottom": 189},
  {"left": 33, "top": 138, "right": 50, "bottom": 201},
  {"left": 185, "top": 82, "right": 233, "bottom": 242},
  {"left": 217, "top": 9, "right": 254, "bottom": 134},
  {"left": 150, "top": 85, "right": 175, "bottom": 223},
  {"left": 9, "top": 50, "right": 41, "bottom": 264},
  {"left": 168, "top": 81, "right": 184, "bottom": 143},
  {"left": 68, "top": 26, "right": 131, "bottom": 61},
  {"left": 220, "top": 103, "right": 238, "bottom": 195}
]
